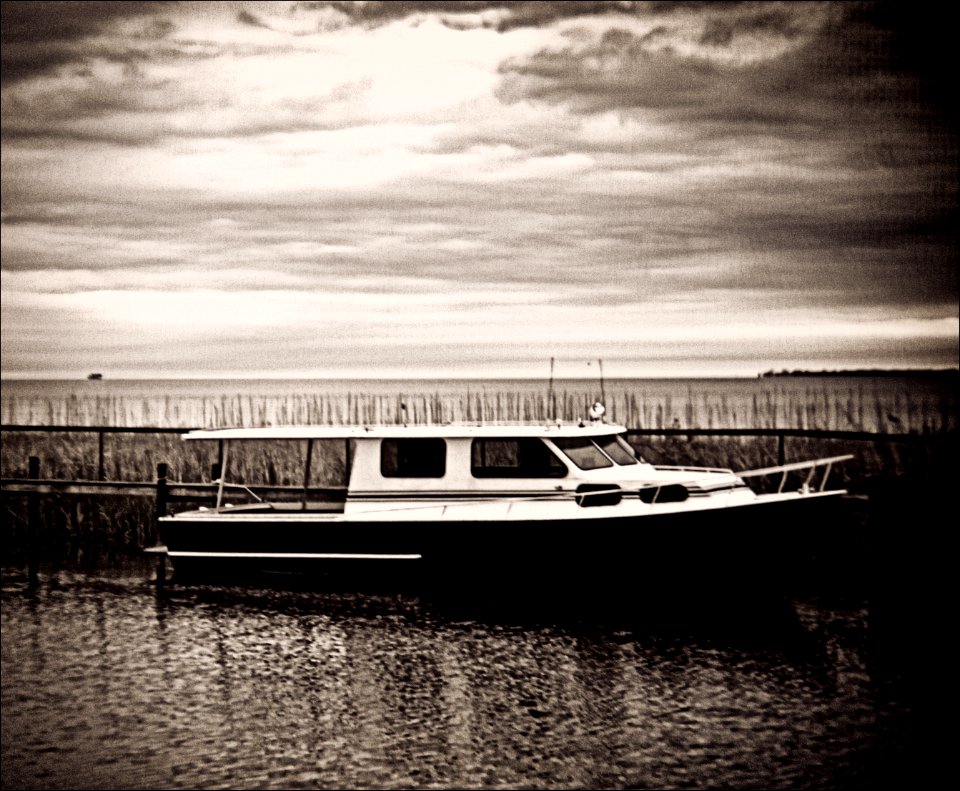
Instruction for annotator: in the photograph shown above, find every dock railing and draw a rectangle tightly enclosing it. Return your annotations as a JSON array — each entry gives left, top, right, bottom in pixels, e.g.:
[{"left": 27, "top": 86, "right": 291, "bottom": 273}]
[{"left": 0, "top": 424, "right": 215, "bottom": 482}]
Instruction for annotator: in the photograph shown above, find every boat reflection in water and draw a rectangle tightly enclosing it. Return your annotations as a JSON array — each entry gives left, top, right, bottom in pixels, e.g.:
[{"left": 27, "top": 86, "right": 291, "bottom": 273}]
[{"left": 0, "top": 563, "right": 914, "bottom": 790}]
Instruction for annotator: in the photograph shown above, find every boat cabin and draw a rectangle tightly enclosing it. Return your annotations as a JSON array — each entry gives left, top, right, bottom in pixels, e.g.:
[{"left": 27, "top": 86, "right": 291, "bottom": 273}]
[{"left": 181, "top": 423, "right": 700, "bottom": 517}]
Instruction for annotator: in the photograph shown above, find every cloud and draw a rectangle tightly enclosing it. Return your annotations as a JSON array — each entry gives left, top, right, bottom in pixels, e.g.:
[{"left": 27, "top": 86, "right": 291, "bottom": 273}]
[
  {"left": 1, "top": 1, "right": 956, "bottom": 378},
  {"left": 1, "top": 8, "right": 521, "bottom": 146},
  {"left": 490, "top": 2, "right": 954, "bottom": 169},
  {"left": 236, "top": 9, "right": 270, "bottom": 29},
  {"left": 0, "top": 1, "right": 176, "bottom": 86},
  {"left": 493, "top": 5, "right": 883, "bottom": 120},
  {"left": 317, "top": 1, "right": 644, "bottom": 33}
]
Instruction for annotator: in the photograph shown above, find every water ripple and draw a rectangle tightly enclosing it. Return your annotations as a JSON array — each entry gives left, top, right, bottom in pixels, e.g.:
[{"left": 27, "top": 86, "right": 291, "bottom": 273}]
[{"left": 2, "top": 566, "right": 915, "bottom": 789}]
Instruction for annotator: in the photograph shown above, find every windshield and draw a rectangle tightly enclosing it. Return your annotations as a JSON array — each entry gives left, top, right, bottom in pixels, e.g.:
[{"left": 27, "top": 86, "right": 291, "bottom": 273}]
[
  {"left": 552, "top": 437, "right": 613, "bottom": 470},
  {"left": 553, "top": 435, "right": 642, "bottom": 469},
  {"left": 596, "top": 435, "right": 640, "bottom": 465}
]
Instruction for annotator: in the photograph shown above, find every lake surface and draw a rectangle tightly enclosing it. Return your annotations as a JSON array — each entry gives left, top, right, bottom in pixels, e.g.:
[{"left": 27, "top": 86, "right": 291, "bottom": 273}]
[{"left": 1, "top": 561, "right": 924, "bottom": 790}]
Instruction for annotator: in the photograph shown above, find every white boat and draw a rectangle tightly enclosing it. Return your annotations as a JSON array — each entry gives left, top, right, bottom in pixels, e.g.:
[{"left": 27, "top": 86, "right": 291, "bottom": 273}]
[{"left": 156, "top": 417, "right": 853, "bottom": 582}]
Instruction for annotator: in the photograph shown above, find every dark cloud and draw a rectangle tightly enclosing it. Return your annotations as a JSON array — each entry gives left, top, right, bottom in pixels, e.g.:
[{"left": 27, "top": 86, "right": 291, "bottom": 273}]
[
  {"left": 0, "top": 1, "right": 172, "bottom": 85},
  {"left": 699, "top": 6, "right": 805, "bottom": 46},
  {"left": 497, "top": 31, "right": 727, "bottom": 114},
  {"left": 496, "top": 3, "right": 954, "bottom": 130},
  {"left": 0, "top": 1, "right": 166, "bottom": 43},
  {"left": 236, "top": 9, "right": 270, "bottom": 30},
  {"left": 305, "top": 1, "right": 648, "bottom": 31},
  {"left": 492, "top": 0, "right": 959, "bottom": 293},
  {"left": 838, "top": 0, "right": 953, "bottom": 113}
]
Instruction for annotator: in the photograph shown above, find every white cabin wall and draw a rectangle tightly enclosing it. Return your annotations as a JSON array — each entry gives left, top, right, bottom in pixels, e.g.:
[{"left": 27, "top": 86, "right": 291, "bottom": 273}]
[
  {"left": 348, "top": 437, "right": 586, "bottom": 494},
  {"left": 346, "top": 435, "right": 668, "bottom": 495}
]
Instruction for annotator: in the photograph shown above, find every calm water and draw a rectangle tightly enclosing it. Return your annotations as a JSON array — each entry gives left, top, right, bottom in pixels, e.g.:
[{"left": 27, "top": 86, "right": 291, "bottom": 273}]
[{"left": 1, "top": 562, "right": 921, "bottom": 790}]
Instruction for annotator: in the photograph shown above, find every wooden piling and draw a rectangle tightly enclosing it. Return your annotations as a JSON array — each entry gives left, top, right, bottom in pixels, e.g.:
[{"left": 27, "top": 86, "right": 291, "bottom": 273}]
[
  {"left": 144, "top": 544, "right": 167, "bottom": 587},
  {"left": 27, "top": 456, "right": 40, "bottom": 588},
  {"left": 155, "top": 463, "right": 168, "bottom": 520},
  {"left": 154, "top": 463, "right": 168, "bottom": 587},
  {"left": 97, "top": 431, "right": 105, "bottom": 481}
]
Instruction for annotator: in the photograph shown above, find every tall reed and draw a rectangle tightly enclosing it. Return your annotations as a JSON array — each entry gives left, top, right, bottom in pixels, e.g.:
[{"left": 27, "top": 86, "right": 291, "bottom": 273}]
[{"left": 3, "top": 382, "right": 956, "bottom": 432}]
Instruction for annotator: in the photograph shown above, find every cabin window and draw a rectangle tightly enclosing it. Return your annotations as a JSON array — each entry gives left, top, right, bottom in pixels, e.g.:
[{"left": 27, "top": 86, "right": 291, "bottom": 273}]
[
  {"left": 212, "top": 439, "right": 353, "bottom": 512},
  {"left": 471, "top": 438, "right": 567, "bottom": 478},
  {"left": 381, "top": 438, "right": 446, "bottom": 478},
  {"left": 551, "top": 437, "right": 613, "bottom": 470},
  {"left": 595, "top": 435, "right": 640, "bottom": 465}
]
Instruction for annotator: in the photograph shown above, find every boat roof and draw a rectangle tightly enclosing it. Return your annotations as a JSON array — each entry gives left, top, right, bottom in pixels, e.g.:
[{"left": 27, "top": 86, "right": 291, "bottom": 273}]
[{"left": 182, "top": 422, "right": 629, "bottom": 441}]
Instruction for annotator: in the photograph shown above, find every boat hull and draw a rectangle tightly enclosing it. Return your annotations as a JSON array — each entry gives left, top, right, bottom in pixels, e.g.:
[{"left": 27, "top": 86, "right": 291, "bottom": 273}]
[{"left": 158, "top": 492, "right": 859, "bottom": 588}]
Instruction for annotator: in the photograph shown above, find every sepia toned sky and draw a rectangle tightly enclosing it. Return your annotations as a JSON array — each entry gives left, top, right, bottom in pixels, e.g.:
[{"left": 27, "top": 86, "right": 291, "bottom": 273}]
[{"left": 2, "top": 1, "right": 957, "bottom": 379}]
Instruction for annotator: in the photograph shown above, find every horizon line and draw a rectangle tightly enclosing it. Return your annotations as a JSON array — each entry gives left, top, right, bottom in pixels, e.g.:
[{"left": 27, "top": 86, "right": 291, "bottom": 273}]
[{"left": 3, "top": 366, "right": 957, "bottom": 383}]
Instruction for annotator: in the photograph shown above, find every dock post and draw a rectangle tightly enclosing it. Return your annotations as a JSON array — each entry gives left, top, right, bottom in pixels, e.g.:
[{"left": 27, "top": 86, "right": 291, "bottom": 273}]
[
  {"left": 97, "top": 431, "right": 105, "bottom": 481},
  {"left": 154, "top": 463, "right": 168, "bottom": 588},
  {"left": 27, "top": 456, "right": 40, "bottom": 588},
  {"left": 156, "top": 463, "right": 168, "bottom": 520},
  {"left": 155, "top": 553, "right": 166, "bottom": 588},
  {"left": 210, "top": 463, "right": 221, "bottom": 510},
  {"left": 777, "top": 433, "right": 786, "bottom": 466}
]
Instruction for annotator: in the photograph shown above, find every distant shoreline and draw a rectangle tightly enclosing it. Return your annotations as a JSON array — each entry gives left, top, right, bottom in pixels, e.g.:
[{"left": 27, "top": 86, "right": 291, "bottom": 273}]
[
  {"left": 759, "top": 368, "right": 958, "bottom": 378},
  {"left": 2, "top": 368, "right": 958, "bottom": 383}
]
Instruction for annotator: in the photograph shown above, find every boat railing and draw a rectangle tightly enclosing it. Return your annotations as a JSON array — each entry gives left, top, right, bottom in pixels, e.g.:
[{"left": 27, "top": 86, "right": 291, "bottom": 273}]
[
  {"left": 652, "top": 464, "right": 735, "bottom": 474},
  {"left": 213, "top": 479, "right": 264, "bottom": 504},
  {"left": 737, "top": 454, "right": 855, "bottom": 494}
]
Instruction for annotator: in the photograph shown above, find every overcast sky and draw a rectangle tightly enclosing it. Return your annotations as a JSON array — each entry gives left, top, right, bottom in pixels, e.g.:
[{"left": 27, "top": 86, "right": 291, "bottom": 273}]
[{"left": 1, "top": 1, "right": 957, "bottom": 379}]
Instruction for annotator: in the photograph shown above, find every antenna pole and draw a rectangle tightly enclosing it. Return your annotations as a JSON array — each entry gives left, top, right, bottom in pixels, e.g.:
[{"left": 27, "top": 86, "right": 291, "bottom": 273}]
[
  {"left": 598, "top": 358, "right": 605, "bottom": 405},
  {"left": 548, "top": 357, "right": 556, "bottom": 421}
]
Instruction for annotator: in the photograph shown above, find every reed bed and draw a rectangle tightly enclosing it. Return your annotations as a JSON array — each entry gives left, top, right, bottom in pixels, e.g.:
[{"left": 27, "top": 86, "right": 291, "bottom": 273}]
[
  {"left": 4, "top": 381, "right": 957, "bottom": 433},
  {"left": 3, "top": 494, "right": 155, "bottom": 567}
]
